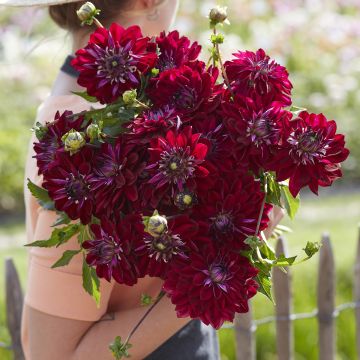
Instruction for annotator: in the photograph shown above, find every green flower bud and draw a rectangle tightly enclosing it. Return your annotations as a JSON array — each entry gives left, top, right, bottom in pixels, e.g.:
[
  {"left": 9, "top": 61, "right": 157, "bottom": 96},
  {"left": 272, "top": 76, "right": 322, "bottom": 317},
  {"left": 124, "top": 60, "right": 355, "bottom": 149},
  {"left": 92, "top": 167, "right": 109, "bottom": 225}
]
[
  {"left": 86, "top": 122, "right": 103, "bottom": 143},
  {"left": 209, "top": 6, "right": 230, "bottom": 26},
  {"left": 143, "top": 210, "right": 168, "bottom": 238},
  {"left": 122, "top": 89, "right": 137, "bottom": 105},
  {"left": 61, "top": 129, "right": 86, "bottom": 155},
  {"left": 31, "top": 121, "right": 48, "bottom": 140},
  {"left": 76, "top": 2, "right": 101, "bottom": 25},
  {"left": 151, "top": 68, "right": 160, "bottom": 77}
]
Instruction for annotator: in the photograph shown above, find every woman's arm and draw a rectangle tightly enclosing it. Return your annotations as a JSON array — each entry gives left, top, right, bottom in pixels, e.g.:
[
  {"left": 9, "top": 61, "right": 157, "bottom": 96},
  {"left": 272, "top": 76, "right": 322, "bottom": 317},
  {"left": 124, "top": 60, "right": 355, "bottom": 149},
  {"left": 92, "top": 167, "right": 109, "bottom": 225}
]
[
  {"left": 263, "top": 206, "right": 284, "bottom": 239},
  {"left": 26, "top": 296, "right": 191, "bottom": 360}
]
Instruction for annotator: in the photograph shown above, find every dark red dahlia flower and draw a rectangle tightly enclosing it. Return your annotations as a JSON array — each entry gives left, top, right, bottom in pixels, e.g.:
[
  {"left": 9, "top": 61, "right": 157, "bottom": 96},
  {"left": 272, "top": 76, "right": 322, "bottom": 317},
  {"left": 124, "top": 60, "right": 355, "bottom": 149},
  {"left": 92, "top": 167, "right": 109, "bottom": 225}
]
[
  {"left": 130, "top": 106, "right": 178, "bottom": 138},
  {"left": 269, "top": 111, "right": 349, "bottom": 197},
  {"left": 146, "top": 126, "right": 209, "bottom": 194},
  {"left": 193, "top": 174, "right": 271, "bottom": 250},
  {"left": 147, "top": 64, "right": 216, "bottom": 116},
  {"left": 136, "top": 214, "right": 198, "bottom": 278},
  {"left": 225, "top": 49, "right": 292, "bottom": 106},
  {"left": 42, "top": 147, "right": 94, "bottom": 224},
  {"left": 82, "top": 214, "right": 144, "bottom": 285},
  {"left": 89, "top": 139, "right": 146, "bottom": 218},
  {"left": 222, "top": 97, "right": 291, "bottom": 172},
  {"left": 163, "top": 246, "right": 259, "bottom": 329},
  {"left": 155, "top": 30, "right": 201, "bottom": 71},
  {"left": 72, "top": 24, "right": 157, "bottom": 104},
  {"left": 33, "top": 111, "right": 87, "bottom": 175}
]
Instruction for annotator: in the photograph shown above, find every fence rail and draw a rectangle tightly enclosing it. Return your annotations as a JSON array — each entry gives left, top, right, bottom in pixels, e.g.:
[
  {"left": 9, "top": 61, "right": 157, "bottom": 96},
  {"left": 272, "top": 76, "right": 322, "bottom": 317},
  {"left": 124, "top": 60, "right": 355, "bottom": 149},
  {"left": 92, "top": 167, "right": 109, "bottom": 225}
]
[{"left": 2, "top": 229, "right": 360, "bottom": 359}]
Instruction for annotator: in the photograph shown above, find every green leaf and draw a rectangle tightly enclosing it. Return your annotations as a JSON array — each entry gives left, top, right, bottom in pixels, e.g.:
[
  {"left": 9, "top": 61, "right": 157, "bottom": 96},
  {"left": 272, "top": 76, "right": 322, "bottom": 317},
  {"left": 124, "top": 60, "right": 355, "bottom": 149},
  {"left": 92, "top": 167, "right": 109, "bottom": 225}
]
[
  {"left": 280, "top": 186, "right": 300, "bottom": 220},
  {"left": 109, "top": 336, "right": 132, "bottom": 360},
  {"left": 27, "top": 178, "right": 54, "bottom": 210},
  {"left": 256, "top": 272, "right": 273, "bottom": 303},
  {"left": 77, "top": 224, "right": 89, "bottom": 245},
  {"left": 266, "top": 174, "right": 282, "bottom": 207},
  {"left": 289, "top": 105, "right": 307, "bottom": 116},
  {"left": 273, "top": 254, "right": 297, "bottom": 266},
  {"left": 72, "top": 91, "right": 98, "bottom": 103},
  {"left": 51, "top": 212, "right": 71, "bottom": 227},
  {"left": 25, "top": 223, "right": 80, "bottom": 248},
  {"left": 303, "top": 241, "right": 321, "bottom": 258},
  {"left": 82, "top": 255, "right": 101, "bottom": 307},
  {"left": 51, "top": 249, "right": 81, "bottom": 268},
  {"left": 259, "top": 235, "right": 276, "bottom": 261}
]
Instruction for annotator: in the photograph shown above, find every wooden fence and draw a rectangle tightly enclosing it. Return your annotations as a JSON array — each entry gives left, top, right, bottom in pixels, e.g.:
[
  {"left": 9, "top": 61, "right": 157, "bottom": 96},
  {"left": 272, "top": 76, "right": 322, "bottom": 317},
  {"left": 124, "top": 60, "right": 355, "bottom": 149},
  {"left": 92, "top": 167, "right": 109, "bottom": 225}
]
[{"left": 2, "top": 229, "right": 360, "bottom": 360}]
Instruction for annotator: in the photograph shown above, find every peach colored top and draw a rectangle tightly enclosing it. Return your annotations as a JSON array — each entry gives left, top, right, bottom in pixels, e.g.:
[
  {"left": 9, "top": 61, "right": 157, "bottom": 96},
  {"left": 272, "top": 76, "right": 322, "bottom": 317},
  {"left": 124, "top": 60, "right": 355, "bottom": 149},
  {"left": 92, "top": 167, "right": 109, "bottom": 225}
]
[{"left": 21, "top": 95, "right": 116, "bottom": 358}]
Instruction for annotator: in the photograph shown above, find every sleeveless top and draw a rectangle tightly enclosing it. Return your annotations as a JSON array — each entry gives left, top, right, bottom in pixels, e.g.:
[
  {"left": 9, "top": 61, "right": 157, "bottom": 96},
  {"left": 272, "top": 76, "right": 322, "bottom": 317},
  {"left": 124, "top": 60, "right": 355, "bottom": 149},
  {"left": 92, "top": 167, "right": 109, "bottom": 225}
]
[{"left": 60, "top": 55, "right": 221, "bottom": 360}]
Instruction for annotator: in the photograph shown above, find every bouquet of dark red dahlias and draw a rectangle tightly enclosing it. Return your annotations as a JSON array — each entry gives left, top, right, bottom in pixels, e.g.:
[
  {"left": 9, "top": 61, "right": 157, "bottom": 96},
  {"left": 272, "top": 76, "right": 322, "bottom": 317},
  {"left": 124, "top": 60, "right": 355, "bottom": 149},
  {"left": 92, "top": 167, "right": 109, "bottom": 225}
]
[{"left": 27, "top": 4, "right": 349, "bottom": 358}]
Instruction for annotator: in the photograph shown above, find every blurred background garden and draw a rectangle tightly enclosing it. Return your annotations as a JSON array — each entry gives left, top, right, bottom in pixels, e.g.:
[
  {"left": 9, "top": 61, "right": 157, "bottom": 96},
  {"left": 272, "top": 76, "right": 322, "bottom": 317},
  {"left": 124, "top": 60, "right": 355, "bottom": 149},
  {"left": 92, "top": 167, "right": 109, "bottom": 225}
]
[{"left": 0, "top": 0, "right": 360, "bottom": 359}]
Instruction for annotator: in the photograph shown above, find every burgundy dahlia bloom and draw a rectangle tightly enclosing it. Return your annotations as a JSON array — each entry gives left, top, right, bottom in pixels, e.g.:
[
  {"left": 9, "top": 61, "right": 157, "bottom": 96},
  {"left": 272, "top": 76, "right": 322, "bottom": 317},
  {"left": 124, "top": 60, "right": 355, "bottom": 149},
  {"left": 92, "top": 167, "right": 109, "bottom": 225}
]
[
  {"left": 130, "top": 106, "right": 178, "bottom": 138},
  {"left": 225, "top": 49, "right": 292, "bottom": 106},
  {"left": 72, "top": 24, "right": 157, "bottom": 104},
  {"left": 89, "top": 139, "right": 146, "bottom": 217},
  {"left": 222, "top": 97, "right": 291, "bottom": 172},
  {"left": 33, "top": 111, "right": 87, "bottom": 175},
  {"left": 82, "top": 214, "right": 144, "bottom": 285},
  {"left": 147, "top": 64, "right": 216, "bottom": 117},
  {"left": 42, "top": 147, "right": 94, "bottom": 224},
  {"left": 193, "top": 174, "right": 271, "bottom": 250},
  {"left": 146, "top": 126, "right": 209, "bottom": 194},
  {"left": 136, "top": 214, "right": 198, "bottom": 278},
  {"left": 269, "top": 111, "right": 349, "bottom": 197},
  {"left": 163, "top": 246, "right": 259, "bottom": 329},
  {"left": 155, "top": 30, "right": 201, "bottom": 71}
]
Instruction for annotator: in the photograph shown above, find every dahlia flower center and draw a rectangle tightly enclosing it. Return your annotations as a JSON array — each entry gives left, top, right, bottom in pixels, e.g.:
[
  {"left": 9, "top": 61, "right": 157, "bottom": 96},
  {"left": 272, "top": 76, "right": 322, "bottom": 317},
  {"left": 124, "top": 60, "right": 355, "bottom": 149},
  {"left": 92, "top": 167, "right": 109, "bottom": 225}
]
[
  {"left": 95, "top": 236, "right": 122, "bottom": 264},
  {"left": 159, "top": 147, "right": 197, "bottom": 185},
  {"left": 288, "top": 129, "right": 327, "bottom": 164},
  {"left": 65, "top": 173, "right": 90, "bottom": 203},
  {"left": 97, "top": 47, "right": 137, "bottom": 84},
  {"left": 209, "top": 265, "right": 228, "bottom": 284},
  {"left": 173, "top": 86, "right": 197, "bottom": 109},
  {"left": 158, "top": 52, "right": 176, "bottom": 71},
  {"left": 174, "top": 190, "right": 197, "bottom": 210},
  {"left": 145, "top": 232, "right": 185, "bottom": 262},
  {"left": 247, "top": 117, "right": 277, "bottom": 146},
  {"left": 213, "top": 213, "right": 233, "bottom": 233}
]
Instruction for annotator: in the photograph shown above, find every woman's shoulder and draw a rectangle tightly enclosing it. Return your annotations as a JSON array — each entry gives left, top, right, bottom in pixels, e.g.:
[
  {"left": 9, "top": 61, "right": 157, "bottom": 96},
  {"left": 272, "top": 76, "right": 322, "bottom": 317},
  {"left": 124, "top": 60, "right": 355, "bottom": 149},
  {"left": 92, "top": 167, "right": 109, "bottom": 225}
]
[{"left": 35, "top": 94, "right": 92, "bottom": 126}]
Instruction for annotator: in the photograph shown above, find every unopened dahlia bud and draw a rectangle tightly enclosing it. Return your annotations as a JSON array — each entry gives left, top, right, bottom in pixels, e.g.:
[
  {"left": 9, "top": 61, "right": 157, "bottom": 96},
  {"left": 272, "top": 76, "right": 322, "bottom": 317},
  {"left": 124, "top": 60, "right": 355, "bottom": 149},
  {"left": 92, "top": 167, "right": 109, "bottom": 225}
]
[
  {"left": 209, "top": 6, "right": 230, "bottom": 26},
  {"left": 143, "top": 210, "right": 168, "bottom": 238},
  {"left": 174, "top": 190, "right": 197, "bottom": 210},
  {"left": 61, "top": 129, "right": 86, "bottom": 155},
  {"left": 122, "top": 89, "right": 137, "bottom": 105},
  {"left": 86, "top": 122, "right": 103, "bottom": 143},
  {"left": 76, "top": 2, "right": 101, "bottom": 26}
]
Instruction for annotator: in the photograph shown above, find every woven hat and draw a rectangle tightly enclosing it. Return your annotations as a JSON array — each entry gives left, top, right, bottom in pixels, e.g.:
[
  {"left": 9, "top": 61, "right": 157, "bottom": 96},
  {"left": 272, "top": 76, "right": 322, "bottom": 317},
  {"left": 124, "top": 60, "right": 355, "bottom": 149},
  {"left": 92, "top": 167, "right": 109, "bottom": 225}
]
[{"left": 0, "top": 0, "right": 81, "bottom": 6}]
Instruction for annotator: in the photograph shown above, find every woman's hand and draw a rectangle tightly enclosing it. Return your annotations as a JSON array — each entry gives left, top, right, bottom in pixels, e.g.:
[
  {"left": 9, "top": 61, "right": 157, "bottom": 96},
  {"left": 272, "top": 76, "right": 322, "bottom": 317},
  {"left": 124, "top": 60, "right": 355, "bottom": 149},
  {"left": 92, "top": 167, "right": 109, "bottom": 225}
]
[{"left": 263, "top": 205, "right": 285, "bottom": 239}]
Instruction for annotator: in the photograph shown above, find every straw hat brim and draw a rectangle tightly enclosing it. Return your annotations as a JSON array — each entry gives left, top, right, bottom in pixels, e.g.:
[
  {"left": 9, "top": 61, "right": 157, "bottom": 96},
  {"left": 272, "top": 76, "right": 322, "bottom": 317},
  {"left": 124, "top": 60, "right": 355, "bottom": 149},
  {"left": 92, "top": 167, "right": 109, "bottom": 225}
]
[{"left": 0, "top": 0, "right": 81, "bottom": 6}]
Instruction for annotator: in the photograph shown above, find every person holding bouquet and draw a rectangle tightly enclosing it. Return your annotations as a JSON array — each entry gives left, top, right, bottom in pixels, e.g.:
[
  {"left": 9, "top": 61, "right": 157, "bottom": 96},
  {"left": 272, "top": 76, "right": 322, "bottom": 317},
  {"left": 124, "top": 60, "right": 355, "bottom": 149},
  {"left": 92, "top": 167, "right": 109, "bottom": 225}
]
[{"left": 1, "top": 0, "right": 349, "bottom": 358}]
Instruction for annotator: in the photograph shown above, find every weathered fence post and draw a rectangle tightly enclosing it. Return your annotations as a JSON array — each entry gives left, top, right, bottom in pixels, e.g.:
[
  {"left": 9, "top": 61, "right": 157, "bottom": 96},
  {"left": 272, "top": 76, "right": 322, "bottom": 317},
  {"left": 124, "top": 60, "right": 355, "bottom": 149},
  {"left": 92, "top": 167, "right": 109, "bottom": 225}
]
[
  {"left": 273, "top": 236, "right": 293, "bottom": 360},
  {"left": 234, "top": 302, "right": 255, "bottom": 360},
  {"left": 354, "top": 225, "right": 360, "bottom": 357},
  {"left": 5, "top": 257, "right": 25, "bottom": 360},
  {"left": 317, "top": 233, "right": 335, "bottom": 360}
]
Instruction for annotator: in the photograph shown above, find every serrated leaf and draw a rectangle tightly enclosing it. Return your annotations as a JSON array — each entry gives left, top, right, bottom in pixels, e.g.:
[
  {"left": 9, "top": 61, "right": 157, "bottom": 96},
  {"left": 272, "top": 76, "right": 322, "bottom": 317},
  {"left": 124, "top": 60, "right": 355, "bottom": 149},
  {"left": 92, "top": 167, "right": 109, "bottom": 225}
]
[
  {"left": 273, "top": 254, "right": 297, "bottom": 266},
  {"left": 51, "top": 212, "right": 71, "bottom": 227},
  {"left": 72, "top": 91, "right": 98, "bottom": 103},
  {"left": 27, "top": 178, "right": 54, "bottom": 210},
  {"left": 82, "top": 255, "right": 101, "bottom": 307},
  {"left": 280, "top": 186, "right": 300, "bottom": 220},
  {"left": 51, "top": 249, "right": 81, "bottom": 268},
  {"left": 109, "top": 336, "right": 132, "bottom": 360},
  {"left": 256, "top": 273, "right": 273, "bottom": 303},
  {"left": 303, "top": 241, "right": 321, "bottom": 258},
  {"left": 25, "top": 223, "right": 80, "bottom": 248}
]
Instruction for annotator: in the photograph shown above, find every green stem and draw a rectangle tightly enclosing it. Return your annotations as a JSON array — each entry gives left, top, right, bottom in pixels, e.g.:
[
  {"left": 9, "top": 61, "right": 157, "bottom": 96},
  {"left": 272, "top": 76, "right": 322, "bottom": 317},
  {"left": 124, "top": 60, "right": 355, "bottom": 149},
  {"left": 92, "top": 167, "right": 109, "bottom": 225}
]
[
  {"left": 93, "top": 18, "right": 104, "bottom": 29},
  {"left": 255, "top": 177, "right": 268, "bottom": 237},
  {"left": 123, "top": 291, "right": 165, "bottom": 346}
]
